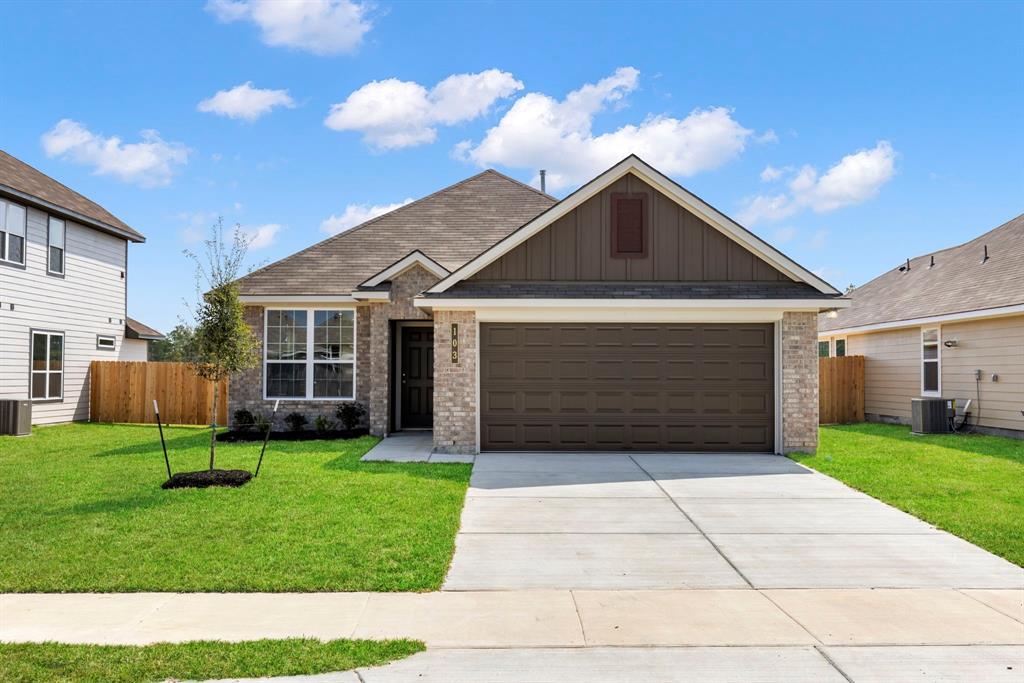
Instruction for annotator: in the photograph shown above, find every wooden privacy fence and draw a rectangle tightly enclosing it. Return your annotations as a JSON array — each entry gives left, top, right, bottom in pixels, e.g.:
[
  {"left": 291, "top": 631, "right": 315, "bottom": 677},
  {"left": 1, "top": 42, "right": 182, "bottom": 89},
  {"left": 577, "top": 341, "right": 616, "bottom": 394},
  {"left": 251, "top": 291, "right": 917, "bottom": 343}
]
[
  {"left": 819, "top": 355, "right": 865, "bottom": 424},
  {"left": 90, "top": 361, "right": 228, "bottom": 425}
]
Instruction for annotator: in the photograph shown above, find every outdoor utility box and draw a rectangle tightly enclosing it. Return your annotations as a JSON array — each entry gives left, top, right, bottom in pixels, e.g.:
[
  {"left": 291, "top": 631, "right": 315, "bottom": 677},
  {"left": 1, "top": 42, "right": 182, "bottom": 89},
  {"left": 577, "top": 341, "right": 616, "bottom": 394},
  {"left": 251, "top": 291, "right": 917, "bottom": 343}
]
[
  {"left": 0, "top": 400, "right": 32, "bottom": 436},
  {"left": 911, "top": 397, "right": 952, "bottom": 434}
]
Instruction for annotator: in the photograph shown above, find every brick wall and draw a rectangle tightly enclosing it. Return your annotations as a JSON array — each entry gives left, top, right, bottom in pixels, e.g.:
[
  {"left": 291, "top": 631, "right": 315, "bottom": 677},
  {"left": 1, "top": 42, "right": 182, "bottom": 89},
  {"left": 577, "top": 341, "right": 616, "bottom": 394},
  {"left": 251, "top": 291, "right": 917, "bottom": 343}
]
[
  {"left": 228, "top": 304, "right": 371, "bottom": 430},
  {"left": 781, "top": 311, "right": 819, "bottom": 453},
  {"left": 432, "top": 309, "right": 477, "bottom": 454}
]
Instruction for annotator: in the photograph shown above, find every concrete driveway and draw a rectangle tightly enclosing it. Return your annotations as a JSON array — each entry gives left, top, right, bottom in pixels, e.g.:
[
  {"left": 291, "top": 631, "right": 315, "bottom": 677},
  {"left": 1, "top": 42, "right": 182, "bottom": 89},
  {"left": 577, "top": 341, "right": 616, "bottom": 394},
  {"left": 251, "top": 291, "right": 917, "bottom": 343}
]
[{"left": 444, "top": 452, "right": 1022, "bottom": 590}]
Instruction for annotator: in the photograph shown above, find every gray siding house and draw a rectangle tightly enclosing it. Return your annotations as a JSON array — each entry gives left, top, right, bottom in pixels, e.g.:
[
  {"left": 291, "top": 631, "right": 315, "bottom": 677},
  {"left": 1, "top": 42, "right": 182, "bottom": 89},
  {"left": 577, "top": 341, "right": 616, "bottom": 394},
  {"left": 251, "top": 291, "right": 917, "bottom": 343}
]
[
  {"left": 234, "top": 156, "right": 848, "bottom": 454},
  {"left": 0, "top": 151, "right": 156, "bottom": 424}
]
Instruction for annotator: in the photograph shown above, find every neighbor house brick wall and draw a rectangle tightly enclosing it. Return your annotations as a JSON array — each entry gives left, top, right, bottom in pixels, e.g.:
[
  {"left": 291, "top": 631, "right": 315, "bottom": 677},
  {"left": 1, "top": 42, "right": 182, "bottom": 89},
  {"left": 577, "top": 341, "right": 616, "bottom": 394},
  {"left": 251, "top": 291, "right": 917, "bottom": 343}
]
[
  {"left": 366, "top": 265, "right": 438, "bottom": 435},
  {"left": 433, "top": 309, "right": 477, "bottom": 454},
  {"left": 229, "top": 304, "right": 371, "bottom": 430},
  {"left": 781, "top": 311, "right": 819, "bottom": 453}
]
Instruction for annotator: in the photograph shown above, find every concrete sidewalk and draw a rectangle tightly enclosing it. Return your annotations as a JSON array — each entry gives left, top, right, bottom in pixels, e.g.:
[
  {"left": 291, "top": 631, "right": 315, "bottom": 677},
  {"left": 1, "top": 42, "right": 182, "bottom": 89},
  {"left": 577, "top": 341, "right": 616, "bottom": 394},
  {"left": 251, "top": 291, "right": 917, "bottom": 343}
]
[{"left": 2, "top": 588, "right": 1021, "bottom": 648}]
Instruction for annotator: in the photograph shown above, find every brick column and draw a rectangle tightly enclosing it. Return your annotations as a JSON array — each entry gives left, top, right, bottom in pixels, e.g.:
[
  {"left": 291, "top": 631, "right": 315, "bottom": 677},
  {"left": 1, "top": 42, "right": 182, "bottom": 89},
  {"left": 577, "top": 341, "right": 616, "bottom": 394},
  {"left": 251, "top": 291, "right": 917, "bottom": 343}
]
[
  {"left": 781, "top": 311, "right": 819, "bottom": 453},
  {"left": 433, "top": 310, "right": 477, "bottom": 454}
]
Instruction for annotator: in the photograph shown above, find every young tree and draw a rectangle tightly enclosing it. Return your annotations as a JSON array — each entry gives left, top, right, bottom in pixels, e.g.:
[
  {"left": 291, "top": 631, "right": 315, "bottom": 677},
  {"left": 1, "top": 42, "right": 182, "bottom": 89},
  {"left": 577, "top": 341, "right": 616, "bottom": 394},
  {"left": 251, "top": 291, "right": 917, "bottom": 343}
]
[{"left": 185, "top": 218, "right": 259, "bottom": 470}]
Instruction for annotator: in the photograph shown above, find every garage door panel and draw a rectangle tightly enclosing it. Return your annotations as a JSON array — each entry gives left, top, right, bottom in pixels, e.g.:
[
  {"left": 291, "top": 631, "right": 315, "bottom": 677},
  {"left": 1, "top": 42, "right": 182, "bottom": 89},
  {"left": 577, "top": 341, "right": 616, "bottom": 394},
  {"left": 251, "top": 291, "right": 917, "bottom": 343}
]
[{"left": 480, "top": 323, "right": 774, "bottom": 452}]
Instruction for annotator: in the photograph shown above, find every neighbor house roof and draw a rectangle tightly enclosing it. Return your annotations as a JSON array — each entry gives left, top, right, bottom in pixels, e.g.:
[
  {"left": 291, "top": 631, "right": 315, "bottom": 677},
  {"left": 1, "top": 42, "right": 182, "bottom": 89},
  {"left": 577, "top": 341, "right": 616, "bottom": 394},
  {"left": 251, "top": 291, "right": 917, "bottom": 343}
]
[
  {"left": 235, "top": 170, "right": 555, "bottom": 297},
  {"left": 125, "top": 317, "right": 165, "bottom": 340},
  {"left": 819, "top": 213, "right": 1024, "bottom": 333},
  {"left": 0, "top": 150, "right": 145, "bottom": 242}
]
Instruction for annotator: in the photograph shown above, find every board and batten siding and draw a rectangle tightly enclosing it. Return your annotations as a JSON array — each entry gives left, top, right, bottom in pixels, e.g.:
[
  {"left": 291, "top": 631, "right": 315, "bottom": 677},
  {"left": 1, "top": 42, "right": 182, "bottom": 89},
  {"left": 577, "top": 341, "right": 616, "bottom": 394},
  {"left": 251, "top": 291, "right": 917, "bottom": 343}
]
[
  {"left": 0, "top": 206, "right": 127, "bottom": 424},
  {"left": 844, "top": 315, "right": 1024, "bottom": 433},
  {"left": 470, "top": 173, "right": 794, "bottom": 283}
]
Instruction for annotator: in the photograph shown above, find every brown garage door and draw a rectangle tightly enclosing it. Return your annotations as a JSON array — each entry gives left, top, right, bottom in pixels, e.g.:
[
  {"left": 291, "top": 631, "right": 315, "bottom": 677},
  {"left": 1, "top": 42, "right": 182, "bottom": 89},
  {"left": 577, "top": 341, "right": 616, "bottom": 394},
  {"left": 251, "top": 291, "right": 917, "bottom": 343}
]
[{"left": 480, "top": 323, "right": 775, "bottom": 452}]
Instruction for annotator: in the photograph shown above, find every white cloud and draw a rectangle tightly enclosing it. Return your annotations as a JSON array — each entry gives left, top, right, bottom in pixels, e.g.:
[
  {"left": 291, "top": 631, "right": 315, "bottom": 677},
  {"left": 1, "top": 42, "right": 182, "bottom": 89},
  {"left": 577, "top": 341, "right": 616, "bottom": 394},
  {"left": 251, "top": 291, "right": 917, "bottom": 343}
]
[
  {"left": 760, "top": 165, "right": 785, "bottom": 182},
  {"left": 198, "top": 82, "right": 295, "bottom": 121},
  {"left": 241, "top": 223, "right": 282, "bottom": 249},
  {"left": 772, "top": 226, "right": 797, "bottom": 244},
  {"left": 739, "top": 141, "right": 896, "bottom": 225},
  {"left": 41, "top": 119, "right": 189, "bottom": 187},
  {"left": 809, "top": 229, "right": 828, "bottom": 249},
  {"left": 755, "top": 129, "right": 779, "bottom": 144},
  {"left": 457, "top": 67, "right": 756, "bottom": 191},
  {"left": 324, "top": 70, "right": 523, "bottom": 150},
  {"left": 320, "top": 198, "right": 414, "bottom": 234},
  {"left": 206, "top": 0, "right": 372, "bottom": 55}
]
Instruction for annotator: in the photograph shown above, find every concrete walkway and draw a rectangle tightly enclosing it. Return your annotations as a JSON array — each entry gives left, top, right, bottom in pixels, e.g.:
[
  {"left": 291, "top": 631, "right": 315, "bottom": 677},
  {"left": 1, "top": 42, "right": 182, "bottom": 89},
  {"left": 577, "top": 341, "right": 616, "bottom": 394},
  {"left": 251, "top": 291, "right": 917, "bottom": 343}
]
[
  {"left": 445, "top": 452, "right": 1024, "bottom": 590},
  {"left": 202, "top": 646, "right": 1024, "bottom": 682},
  {"left": 360, "top": 431, "right": 474, "bottom": 463},
  {"left": 2, "top": 588, "right": 1021, "bottom": 647}
]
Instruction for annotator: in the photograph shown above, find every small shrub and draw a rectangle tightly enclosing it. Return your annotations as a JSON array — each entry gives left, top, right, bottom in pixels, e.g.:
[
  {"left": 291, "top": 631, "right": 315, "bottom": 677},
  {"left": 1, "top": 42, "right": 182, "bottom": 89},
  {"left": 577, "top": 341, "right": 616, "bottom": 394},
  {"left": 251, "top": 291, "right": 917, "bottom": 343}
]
[
  {"left": 314, "top": 414, "right": 334, "bottom": 434},
  {"left": 253, "top": 413, "right": 271, "bottom": 433},
  {"left": 233, "top": 409, "right": 256, "bottom": 432},
  {"left": 336, "top": 402, "right": 367, "bottom": 431},
  {"left": 284, "top": 412, "right": 308, "bottom": 432}
]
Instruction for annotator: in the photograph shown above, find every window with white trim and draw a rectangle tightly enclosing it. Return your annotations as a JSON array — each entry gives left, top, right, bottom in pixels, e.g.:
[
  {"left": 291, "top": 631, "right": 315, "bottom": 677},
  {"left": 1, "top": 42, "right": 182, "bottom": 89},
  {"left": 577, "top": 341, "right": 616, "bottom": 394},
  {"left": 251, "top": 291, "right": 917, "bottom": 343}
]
[
  {"left": 834, "top": 337, "right": 847, "bottom": 357},
  {"left": 1, "top": 199, "right": 27, "bottom": 265},
  {"left": 48, "top": 217, "right": 65, "bottom": 275},
  {"left": 265, "top": 309, "right": 355, "bottom": 399},
  {"left": 818, "top": 341, "right": 830, "bottom": 358},
  {"left": 921, "top": 327, "right": 940, "bottom": 395},
  {"left": 31, "top": 331, "right": 63, "bottom": 400},
  {"left": 97, "top": 335, "right": 116, "bottom": 350}
]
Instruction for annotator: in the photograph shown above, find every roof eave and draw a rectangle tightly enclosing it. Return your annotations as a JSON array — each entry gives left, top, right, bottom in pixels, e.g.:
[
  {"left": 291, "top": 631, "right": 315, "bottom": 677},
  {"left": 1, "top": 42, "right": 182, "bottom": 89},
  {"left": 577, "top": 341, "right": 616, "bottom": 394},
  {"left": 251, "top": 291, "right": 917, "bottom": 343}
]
[{"left": 0, "top": 184, "right": 145, "bottom": 243}]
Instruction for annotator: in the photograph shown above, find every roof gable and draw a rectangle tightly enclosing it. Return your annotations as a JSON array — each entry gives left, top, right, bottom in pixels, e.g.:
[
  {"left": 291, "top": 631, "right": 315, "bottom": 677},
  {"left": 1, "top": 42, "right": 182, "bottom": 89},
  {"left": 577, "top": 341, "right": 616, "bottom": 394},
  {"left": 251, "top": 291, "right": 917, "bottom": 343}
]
[
  {"left": 820, "top": 213, "right": 1024, "bottom": 332},
  {"left": 236, "top": 170, "right": 555, "bottom": 297},
  {"left": 428, "top": 156, "right": 841, "bottom": 295}
]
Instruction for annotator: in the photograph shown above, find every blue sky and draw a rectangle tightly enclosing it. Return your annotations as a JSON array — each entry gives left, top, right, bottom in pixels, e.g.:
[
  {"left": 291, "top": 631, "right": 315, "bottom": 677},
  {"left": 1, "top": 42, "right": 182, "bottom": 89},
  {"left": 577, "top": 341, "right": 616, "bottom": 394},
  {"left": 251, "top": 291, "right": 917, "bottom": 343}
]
[{"left": 3, "top": 0, "right": 1022, "bottom": 333}]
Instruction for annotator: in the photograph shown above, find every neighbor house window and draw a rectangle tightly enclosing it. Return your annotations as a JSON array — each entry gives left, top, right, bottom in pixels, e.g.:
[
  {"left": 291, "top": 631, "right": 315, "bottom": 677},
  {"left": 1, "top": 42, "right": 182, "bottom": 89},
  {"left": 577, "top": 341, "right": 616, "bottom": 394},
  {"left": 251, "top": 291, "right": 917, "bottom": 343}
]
[
  {"left": 1, "top": 199, "right": 27, "bottom": 266},
  {"left": 834, "top": 338, "right": 846, "bottom": 357},
  {"left": 611, "top": 193, "right": 647, "bottom": 257},
  {"left": 96, "top": 335, "right": 116, "bottom": 350},
  {"left": 48, "top": 217, "right": 65, "bottom": 275},
  {"left": 31, "top": 331, "right": 63, "bottom": 400},
  {"left": 921, "top": 327, "right": 940, "bottom": 395},
  {"left": 818, "top": 341, "right": 830, "bottom": 357},
  {"left": 264, "top": 309, "right": 355, "bottom": 400}
]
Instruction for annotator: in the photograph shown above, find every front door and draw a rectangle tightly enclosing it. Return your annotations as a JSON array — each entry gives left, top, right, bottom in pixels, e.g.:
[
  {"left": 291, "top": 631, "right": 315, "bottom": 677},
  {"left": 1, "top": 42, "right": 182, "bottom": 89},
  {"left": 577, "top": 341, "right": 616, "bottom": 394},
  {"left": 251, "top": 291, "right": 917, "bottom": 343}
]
[{"left": 400, "top": 326, "right": 434, "bottom": 429}]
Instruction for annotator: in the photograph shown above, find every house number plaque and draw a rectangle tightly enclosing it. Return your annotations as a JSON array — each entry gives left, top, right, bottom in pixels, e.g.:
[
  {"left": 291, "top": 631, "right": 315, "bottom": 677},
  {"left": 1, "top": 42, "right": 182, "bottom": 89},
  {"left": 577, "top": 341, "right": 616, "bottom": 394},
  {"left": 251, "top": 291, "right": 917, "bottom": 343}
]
[{"left": 451, "top": 323, "right": 459, "bottom": 364}]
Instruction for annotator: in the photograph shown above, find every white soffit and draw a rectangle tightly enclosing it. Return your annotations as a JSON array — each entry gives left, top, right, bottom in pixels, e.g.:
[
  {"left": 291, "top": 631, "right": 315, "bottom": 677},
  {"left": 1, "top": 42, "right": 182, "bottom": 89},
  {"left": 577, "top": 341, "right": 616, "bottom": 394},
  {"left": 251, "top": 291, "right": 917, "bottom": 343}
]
[
  {"left": 427, "top": 155, "right": 841, "bottom": 296},
  {"left": 360, "top": 250, "right": 450, "bottom": 287}
]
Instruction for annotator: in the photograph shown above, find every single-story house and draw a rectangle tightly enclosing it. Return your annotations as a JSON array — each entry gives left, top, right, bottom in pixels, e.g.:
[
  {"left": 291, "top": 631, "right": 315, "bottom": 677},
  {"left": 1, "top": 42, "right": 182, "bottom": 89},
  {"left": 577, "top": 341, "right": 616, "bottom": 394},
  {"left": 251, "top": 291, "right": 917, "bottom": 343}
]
[
  {"left": 121, "top": 317, "right": 165, "bottom": 361},
  {"left": 234, "top": 156, "right": 848, "bottom": 454},
  {"left": 819, "top": 214, "right": 1023, "bottom": 438},
  {"left": 0, "top": 150, "right": 150, "bottom": 424}
]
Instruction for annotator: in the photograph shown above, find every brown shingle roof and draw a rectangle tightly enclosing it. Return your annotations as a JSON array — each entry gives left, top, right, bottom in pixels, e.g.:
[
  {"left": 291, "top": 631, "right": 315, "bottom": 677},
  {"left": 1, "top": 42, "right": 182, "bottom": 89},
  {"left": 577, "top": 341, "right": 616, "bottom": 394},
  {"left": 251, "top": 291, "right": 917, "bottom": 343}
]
[
  {"left": 0, "top": 150, "right": 144, "bottom": 242},
  {"left": 819, "top": 213, "right": 1024, "bottom": 332},
  {"left": 125, "top": 317, "right": 165, "bottom": 340},
  {"left": 236, "top": 170, "right": 556, "bottom": 296}
]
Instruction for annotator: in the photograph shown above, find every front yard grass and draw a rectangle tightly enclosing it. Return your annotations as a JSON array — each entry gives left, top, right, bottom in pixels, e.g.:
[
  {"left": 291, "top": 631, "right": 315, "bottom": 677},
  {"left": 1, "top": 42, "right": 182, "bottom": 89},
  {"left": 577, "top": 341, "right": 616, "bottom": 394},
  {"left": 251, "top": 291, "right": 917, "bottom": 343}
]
[
  {"left": 793, "top": 423, "right": 1024, "bottom": 566},
  {"left": 0, "top": 638, "right": 423, "bottom": 683},
  {"left": 0, "top": 423, "right": 471, "bottom": 592}
]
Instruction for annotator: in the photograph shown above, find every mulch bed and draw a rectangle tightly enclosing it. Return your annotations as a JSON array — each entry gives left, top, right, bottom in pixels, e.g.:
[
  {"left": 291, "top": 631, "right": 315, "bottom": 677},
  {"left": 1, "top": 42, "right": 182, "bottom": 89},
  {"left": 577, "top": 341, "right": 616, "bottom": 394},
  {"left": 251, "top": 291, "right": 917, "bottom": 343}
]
[
  {"left": 216, "top": 428, "right": 369, "bottom": 442},
  {"left": 163, "top": 469, "right": 253, "bottom": 489}
]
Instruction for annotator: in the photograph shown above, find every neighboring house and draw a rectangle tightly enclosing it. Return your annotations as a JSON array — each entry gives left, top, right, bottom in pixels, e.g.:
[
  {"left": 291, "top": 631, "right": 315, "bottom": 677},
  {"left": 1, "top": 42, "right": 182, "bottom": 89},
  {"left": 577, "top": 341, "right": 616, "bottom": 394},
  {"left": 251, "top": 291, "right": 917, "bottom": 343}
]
[
  {"left": 0, "top": 150, "right": 146, "bottom": 424},
  {"left": 819, "top": 214, "right": 1024, "bottom": 437},
  {"left": 121, "top": 317, "right": 165, "bottom": 361},
  {"left": 234, "top": 156, "right": 847, "bottom": 454}
]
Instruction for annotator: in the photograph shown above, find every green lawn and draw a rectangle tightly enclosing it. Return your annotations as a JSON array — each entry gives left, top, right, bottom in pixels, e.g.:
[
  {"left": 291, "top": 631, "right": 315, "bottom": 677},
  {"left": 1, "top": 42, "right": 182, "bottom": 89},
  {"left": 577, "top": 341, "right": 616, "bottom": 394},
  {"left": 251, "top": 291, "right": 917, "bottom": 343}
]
[
  {"left": 793, "top": 423, "right": 1024, "bottom": 566},
  {"left": 0, "top": 638, "right": 423, "bottom": 683},
  {"left": 0, "top": 423, "right": 471, "bottom": 592}
]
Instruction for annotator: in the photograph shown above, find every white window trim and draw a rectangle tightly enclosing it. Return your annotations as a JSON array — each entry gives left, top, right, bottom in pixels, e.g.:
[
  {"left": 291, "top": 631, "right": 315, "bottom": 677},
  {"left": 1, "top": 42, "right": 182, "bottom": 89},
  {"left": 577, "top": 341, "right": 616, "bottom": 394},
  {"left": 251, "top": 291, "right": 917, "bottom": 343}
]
[
  {"left": 818, "top": 339, "right": 831, "bottom": 358},
  {"left": 30, "top": 330, "right": 64, "bottom": 401},
  {"left": 48, "top": 216, "right": 66, "bottom": 276},
  {"left": 97, "top": 334, "right": 116, "bottom": 350},
  {"left": 1, "top": 198, "right": 28, "bottom": 266},
  {"left": 832, "top": 336, "right": 847, "bottom": 357},
  {"left": 262, "top": 307, "right": 357, "bottom": 401},
  {"left": 921, "top": 326, "right": 941, "bottom": 397}
]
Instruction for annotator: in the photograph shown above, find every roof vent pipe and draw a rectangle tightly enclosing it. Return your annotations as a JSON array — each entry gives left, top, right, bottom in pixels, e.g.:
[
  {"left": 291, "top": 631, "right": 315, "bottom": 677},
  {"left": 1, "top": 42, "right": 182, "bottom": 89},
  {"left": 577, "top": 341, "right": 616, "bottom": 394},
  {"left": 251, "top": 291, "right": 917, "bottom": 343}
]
[
  {"left": 930, "top": 255, "right": 935, "bottom": 268},
  {"left": 898, "top": 258, "right": 910, "bottom": 272},
  {"left": 981, "top": 244, "right": 989, "bottom": 263},
  {"left": 539, "top": 169, "right": 546, "bottom": 194}
]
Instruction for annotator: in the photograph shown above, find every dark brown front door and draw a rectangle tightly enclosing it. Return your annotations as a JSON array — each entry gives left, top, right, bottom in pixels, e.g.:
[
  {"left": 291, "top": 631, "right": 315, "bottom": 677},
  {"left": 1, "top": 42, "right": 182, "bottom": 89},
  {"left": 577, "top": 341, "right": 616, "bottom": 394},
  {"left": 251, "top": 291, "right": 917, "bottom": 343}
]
[
  {"left": 479, "top": 323, "right": 775, "bottom": 452},
  {"left": 400, "top": 326, "right": 434, "bottom": 429}
]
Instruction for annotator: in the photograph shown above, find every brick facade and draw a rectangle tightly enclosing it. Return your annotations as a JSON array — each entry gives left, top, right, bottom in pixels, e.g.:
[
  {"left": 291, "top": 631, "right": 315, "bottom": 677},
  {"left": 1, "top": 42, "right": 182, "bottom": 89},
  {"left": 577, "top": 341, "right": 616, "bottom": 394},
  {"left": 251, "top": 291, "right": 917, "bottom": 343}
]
[
  {"left": 781, "top": 311, "right": 819, "bottom": 454},
  {"left": 432, "top": 309, "right": 477, "bottom": 454}
]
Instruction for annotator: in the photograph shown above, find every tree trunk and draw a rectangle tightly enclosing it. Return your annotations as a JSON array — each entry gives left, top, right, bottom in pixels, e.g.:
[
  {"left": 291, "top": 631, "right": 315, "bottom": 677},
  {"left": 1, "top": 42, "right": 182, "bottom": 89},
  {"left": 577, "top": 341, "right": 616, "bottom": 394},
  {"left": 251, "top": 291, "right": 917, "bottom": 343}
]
[{"left": 209, "top": 380, "right": 218, "bottom": 470}]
